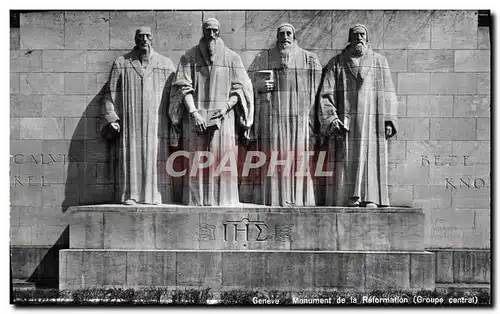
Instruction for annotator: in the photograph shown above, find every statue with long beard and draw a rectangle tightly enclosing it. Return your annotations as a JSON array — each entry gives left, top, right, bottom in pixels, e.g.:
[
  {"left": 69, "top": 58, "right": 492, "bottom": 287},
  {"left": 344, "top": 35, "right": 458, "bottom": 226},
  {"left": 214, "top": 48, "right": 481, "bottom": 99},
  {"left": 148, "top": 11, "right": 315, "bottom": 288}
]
[
  {"left": 101, "top": 27, "right": 175, "bottom": 205},
  {"left": 169, "top": 18, "right": 254, "bottom": 206},
  {"left": 244, "top": 23, "right": 323, "bottom": 206},
  {"left": 317, "top": 24, "right": 398, "bottom": 208}
]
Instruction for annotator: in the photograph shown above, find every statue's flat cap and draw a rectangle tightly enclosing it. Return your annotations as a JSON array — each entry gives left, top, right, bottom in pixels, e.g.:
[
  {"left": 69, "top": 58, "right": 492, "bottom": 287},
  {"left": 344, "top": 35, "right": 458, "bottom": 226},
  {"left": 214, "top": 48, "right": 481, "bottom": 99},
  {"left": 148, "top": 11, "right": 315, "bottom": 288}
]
[
  {"left": 203, "top": 18, "right": 220, "bottom": 28},
  {"left": 136, "top": 26, "right": 152, "bottom": 35}
]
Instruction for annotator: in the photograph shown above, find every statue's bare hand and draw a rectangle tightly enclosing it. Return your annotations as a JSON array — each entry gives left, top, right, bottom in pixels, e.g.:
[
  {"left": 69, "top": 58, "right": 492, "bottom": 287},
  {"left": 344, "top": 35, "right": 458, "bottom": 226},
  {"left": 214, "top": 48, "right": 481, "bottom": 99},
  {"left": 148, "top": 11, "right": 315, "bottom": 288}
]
[
  {"left": 191, "top": 111, "right": 207, "bottom": 133},
  {"left": 257, "top": 79, "right": 275, "bottom": 93},
  {"left": 110, "top": 122, "right": 121, "bottom": 132},
  {"left": 330, "top": 118, "right": 347, "bottom": 136},
  {"left": 385, "top": 125, "right": 395, "bottom": 139}
]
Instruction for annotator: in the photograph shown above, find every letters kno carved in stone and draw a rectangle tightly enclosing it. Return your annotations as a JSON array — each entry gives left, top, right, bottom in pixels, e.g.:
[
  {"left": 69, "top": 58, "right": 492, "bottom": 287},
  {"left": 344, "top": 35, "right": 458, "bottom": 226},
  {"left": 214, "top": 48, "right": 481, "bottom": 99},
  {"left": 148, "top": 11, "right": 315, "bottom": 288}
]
[{"left": 445, "top": 177, "right": 487, "bottom": 189}]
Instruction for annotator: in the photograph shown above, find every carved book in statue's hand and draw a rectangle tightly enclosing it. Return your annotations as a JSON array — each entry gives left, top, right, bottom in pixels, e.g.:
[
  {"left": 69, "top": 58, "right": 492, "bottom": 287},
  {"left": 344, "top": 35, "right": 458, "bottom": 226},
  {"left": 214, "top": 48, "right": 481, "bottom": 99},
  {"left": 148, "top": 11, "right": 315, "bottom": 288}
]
[
  {"left": 197, "top": 109, "right": 221, "bottom": 133},
  {"left": 338, "top": 113, "right": 350, "bottom": 132},
  {"left": 256, "top": 70, "right": 274, "bottom": 101},
  {"left": 256, "top": 70, "right": 274, "bottom": 82}
]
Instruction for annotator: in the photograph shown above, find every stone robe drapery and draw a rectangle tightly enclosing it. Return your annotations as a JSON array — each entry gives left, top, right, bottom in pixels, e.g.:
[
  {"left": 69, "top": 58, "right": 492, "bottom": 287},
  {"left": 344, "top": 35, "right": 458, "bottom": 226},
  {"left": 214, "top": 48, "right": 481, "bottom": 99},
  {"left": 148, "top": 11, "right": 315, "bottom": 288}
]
[
  {"left": 318, "top": 48, "right": 398, "bottom": 206},
  {"left": 169, "top": 38, "right": 253, "bottom": 206},
  {"left": 102, "top": 49, "right": 175, "bottom": 204},
  {"left": 247, "top": 44, "right": 322, "bottom": 206}
]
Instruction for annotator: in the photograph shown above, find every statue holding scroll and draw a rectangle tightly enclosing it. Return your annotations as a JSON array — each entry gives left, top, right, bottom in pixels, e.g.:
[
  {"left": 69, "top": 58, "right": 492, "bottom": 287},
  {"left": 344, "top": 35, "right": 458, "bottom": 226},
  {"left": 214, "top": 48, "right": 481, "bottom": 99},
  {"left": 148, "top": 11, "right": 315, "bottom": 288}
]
[{"left": 317, "top": 24, "right": 398, "bottom": 208}]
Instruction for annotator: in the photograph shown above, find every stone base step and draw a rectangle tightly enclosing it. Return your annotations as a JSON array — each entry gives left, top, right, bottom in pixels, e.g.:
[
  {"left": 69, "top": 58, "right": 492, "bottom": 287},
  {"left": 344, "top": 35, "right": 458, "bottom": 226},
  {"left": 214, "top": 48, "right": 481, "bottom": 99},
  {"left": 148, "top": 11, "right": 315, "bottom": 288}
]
[
  {"left": 69, "top": 205, "right": 425, "bottom": 251},
  {"left": 60, "top": 249, "right": 435, "bottom": 292}
]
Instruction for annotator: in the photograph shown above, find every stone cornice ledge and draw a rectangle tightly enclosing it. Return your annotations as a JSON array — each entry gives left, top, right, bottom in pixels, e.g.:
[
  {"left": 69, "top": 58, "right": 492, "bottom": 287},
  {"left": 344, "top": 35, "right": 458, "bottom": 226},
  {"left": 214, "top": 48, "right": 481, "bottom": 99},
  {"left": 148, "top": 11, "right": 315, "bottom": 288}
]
[{"left": 68, "top": 204, "right": 422, "bottom": 214}]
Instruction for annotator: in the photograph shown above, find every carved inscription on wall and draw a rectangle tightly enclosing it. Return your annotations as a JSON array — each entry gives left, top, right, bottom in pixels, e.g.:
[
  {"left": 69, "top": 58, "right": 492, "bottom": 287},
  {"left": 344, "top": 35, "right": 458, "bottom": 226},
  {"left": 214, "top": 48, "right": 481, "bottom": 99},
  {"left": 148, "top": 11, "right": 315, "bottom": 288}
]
[
  {"left": 222, "top": 218, "right": 268, "bottom": 242},
  {"left": 420, "top": 155, "right": 471, "bottom": 167},
  {"left": 197, "top": 218, "right": 296, "bottom": 243},
  {"left": 11, "top": 153, "right": 77, "bottom": 187},
  {"left": 445, "top": 177, "right": 488, "bottom": 190},
  {"left": 420, "top": 155, "right": 489, "bottom": 190}
]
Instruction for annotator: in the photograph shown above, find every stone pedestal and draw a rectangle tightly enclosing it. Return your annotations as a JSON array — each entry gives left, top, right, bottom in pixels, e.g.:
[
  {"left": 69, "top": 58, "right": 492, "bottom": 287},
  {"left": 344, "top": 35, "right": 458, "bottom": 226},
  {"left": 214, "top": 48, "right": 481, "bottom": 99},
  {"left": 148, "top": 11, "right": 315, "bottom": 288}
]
[{"left": 60, "top": 205, "right": 435, "bottom": 292}]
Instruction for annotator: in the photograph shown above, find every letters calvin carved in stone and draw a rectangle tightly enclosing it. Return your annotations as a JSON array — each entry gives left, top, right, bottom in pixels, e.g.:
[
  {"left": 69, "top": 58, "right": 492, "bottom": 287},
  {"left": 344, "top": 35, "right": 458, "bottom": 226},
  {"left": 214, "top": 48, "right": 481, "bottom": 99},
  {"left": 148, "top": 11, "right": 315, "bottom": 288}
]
[{"left": 317, "top": 24, "right": 398, "bottom": 208}]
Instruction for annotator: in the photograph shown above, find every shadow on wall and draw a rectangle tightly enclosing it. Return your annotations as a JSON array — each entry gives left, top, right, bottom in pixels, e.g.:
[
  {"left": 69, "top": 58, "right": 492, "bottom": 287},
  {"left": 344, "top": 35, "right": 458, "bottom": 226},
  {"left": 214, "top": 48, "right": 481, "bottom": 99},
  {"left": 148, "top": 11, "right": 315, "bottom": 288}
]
[
  {"left": 22, "top": 85, "right": 112, "bottom": 288},
  {"left": 62, "top": 85, "right": 114, "bottom": 213},
  {"left": 26, "top": 227, "right": 68, "bottom": 288}
]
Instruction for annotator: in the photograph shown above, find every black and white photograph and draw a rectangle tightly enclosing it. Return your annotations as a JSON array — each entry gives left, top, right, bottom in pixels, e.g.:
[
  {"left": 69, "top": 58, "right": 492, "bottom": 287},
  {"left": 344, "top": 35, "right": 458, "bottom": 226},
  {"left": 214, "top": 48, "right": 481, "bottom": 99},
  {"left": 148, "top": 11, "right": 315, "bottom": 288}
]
[{"left": 7, "top": 8, "right": 492, "bottom": 306}]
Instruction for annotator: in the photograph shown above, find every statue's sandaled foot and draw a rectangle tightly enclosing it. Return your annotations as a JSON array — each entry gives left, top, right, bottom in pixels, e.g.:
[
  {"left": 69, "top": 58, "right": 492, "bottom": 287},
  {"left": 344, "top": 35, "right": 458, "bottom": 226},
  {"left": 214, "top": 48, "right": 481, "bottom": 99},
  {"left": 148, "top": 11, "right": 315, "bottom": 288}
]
[
  {"left": 365, "top": 202, "right": 378, "bottom": 208},
  {"left": 347, "top": 198, "right": 360, "bottom": 207},
  {"left": 123, "top": 199, "right": 137, "bottom": 205}
]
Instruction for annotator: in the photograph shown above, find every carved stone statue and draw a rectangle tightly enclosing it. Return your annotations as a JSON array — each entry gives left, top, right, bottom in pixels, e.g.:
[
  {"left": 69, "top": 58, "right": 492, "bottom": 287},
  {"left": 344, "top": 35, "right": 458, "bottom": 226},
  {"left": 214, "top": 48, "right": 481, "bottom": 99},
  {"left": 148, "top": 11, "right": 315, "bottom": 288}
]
[
  {"left": 101, "top": 26, "right": 175, "bottom": 205},
  {"left": 246, "top": 23, "right": 322, "bottom": 206},
  {"left": 169, "top": 18, "right": 254, "bottom": 206},
  {"left": 317, "top": 24, "right": 398, "bottom": 208}
]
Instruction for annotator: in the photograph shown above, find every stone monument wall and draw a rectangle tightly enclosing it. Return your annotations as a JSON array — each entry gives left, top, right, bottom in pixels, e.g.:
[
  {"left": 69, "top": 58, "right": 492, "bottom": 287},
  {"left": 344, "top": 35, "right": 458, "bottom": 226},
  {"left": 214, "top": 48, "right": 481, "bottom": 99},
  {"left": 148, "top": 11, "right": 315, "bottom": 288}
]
[{"left": 10, "top": 10, "right": 490, "bottom": 286}]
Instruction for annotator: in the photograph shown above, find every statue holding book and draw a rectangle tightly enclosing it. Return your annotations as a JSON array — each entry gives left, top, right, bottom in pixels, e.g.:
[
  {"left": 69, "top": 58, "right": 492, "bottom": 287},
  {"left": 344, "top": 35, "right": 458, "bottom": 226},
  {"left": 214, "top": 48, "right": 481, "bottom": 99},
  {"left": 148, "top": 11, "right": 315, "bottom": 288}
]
[
  {"left": 169, "top": 18, "right": 254, "bottom": 206},
  {"left": 317, "top": 24, "right": 398, "bottom": 208},
  {"left": 246, "top": 23, "right": 322, "bottom": 206}
]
